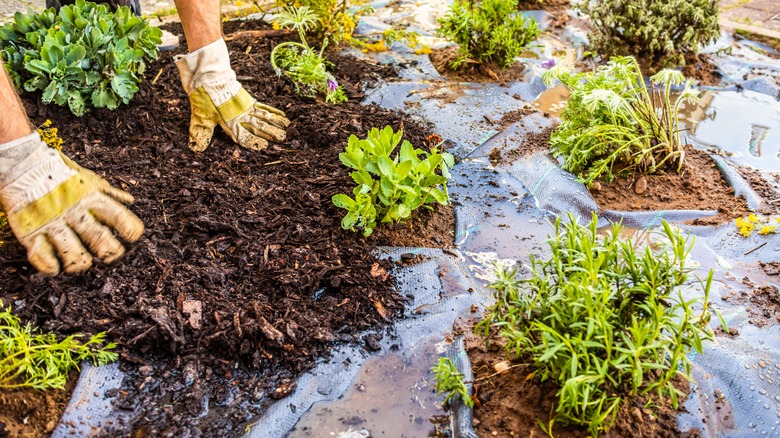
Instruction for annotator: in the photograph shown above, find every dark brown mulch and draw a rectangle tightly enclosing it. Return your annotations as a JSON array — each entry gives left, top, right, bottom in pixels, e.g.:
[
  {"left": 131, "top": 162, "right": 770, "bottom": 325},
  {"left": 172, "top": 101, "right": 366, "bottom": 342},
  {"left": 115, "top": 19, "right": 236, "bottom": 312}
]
[
  {"left": 0, "top": 19, "right": 453, "bottom": 437},
  {"left": 681, "top": 54, "right": 723, "bottom": 87},
  {"left": 463, "top": 328, "right": 700, "bottom": 438},
  {"left": 0, "top": 372, "right": 78, "bottom": 437}
]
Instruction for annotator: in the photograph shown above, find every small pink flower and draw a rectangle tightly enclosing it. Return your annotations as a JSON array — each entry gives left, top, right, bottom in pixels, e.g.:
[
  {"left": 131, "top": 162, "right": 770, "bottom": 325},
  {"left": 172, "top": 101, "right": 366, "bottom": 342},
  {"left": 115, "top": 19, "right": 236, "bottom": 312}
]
[
  {"left": 327, "top": 79, "right": 338, "bottom": 91},
  {"left": 541, "top": 59, "right": 556, "bottom": 69}
]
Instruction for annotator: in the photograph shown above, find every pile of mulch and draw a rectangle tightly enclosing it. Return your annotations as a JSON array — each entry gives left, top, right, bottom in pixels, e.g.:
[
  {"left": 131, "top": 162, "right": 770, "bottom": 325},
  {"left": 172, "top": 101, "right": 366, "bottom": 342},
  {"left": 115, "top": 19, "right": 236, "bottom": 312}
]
[
  {"left": 0, "top": 19, "right": 453, "bottom": 436},
  {"left": 462, "top": 328, "right": 700, "bottom": 438}
]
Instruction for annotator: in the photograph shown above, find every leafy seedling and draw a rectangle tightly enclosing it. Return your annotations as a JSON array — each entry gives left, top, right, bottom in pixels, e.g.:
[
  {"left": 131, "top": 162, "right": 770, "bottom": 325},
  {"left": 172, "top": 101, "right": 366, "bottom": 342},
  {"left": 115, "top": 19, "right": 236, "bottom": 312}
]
[
  {"left": 432, "top": 357, "right": 474, "bottom": 408},
  {"left": 333, "top": 126, "right": 454, "bottom": 236},
  {"left": 271, "top": 6, "right": 347, "bottom": 103}
]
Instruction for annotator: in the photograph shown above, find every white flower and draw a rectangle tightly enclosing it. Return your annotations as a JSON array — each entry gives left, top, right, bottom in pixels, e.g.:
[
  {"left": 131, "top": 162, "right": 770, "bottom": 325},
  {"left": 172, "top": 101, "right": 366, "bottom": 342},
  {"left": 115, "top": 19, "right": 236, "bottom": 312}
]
[{"left": 651, "top": 69, "right": 686, "bottom": 86}]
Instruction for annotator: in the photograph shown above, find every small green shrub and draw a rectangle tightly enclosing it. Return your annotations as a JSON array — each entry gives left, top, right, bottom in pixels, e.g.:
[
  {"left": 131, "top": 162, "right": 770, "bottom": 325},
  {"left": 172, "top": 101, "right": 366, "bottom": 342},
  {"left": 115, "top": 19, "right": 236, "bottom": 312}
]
[
  {"left": 543, "top": 56, "right": 700, "bottom": 185},
  {"left": 333, "top": 126, "right": 454, "bottom": 236},
  {"left": 274, "top": 0, "right": 372, "bottom": 45},
  {"left": 0, "top": 0, "right": 161, "bottom": 116},
  {"left": 0, "top": 301, "right": 118, "bottom": 390},
  {"left": 576, "top": 0, "right": 720, "bottom": 67},
  {"left": 477, "top": 214, "right": 722, "bottom": 435},
  {"left": 432, "top": 357, "right": 474, "bottom": 408},
  {"left": 437, "top": 0, "right": 540, "bottom": 70},
  {"left": 271, "top": 6, "right": 347, "bottom": 103}
]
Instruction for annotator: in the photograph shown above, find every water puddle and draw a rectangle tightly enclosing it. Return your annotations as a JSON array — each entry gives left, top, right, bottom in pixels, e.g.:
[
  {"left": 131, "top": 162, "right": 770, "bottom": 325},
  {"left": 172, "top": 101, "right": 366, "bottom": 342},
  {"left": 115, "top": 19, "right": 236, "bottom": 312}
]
[
  {"left": 686, "top": 90, "right": 780, "bottom": 171},
  {"left": 289, "top": 342, "right": 447, "bottom": 437}
]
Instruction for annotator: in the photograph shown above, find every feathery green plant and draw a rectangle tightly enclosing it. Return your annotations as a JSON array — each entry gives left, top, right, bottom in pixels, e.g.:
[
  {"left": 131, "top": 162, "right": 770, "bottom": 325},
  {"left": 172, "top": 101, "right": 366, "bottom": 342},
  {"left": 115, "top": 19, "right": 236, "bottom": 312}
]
[
  {"left": 543, "top": 56, "right": 700, "bottom": 185},
  {"left": 271, "top": 6, "right": 347, "bottom": 103},
  {"left": 477, "top": 213, "right": 722, "bottom": 435},
  {"left": 0, "top": 301, "right": 118, "bottom": 390},
  {"left": 437, "top": 0, "right": 540, "bottom": 70},
  {"left": 576, "top": 0, "right": 720, "bottom": 67}
]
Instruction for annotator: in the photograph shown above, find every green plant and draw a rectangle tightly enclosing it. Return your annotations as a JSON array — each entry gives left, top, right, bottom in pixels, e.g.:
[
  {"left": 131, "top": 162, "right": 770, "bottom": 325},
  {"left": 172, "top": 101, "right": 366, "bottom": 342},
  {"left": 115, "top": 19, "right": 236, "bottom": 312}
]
[
  {"left": 543, "top": 56, "right": 700, "bottom": 185},
  {"left": 271, "top": 6, "right": 347, "bottom": 103},
  {"left": 576, "top": 0, "right": 720, "bottom": 67},
  {"left": 332, "top": 126, "right": 454, "bottom": 236},
  {"left": 432, "top": 357, "right": 474, "bottom": 408},
  {"left": 0, "top": 0, "right": 161, "bottom": 116},
  {"left": 477, "top": 213, "right": 722, "bottom": 436},
  {"left": 436, "top": 0, "right": 540, "bottom": 70},
  {"left": 274, "top": 0, "right": 372, "bottom": 45},
  {"left": 0, "top": 301, "right": 118, "bottom": 390}
]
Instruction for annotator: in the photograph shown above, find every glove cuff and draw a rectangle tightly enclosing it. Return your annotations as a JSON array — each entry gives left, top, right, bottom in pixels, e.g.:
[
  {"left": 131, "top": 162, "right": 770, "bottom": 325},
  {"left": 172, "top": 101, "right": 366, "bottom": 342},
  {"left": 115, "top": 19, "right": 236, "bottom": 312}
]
[
  {"left": 0, "top": 132, "right": 75, "bottom": 214},
  {"left": 175, "top": 38, "right": 242, "bottom": 105}
]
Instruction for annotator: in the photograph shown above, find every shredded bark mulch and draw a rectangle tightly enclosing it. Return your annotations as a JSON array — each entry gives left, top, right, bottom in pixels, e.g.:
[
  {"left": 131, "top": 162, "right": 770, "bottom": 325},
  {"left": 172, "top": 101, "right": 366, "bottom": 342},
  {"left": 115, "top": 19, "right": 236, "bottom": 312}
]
[{"left": 0, "top": 19, "right": 453, "bottom": 437}]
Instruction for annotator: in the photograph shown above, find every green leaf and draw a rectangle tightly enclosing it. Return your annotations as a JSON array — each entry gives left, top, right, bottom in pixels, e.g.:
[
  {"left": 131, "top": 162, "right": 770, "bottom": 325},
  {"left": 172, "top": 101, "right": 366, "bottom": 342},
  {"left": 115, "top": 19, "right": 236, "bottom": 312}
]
[
  {"left": 332, "top": 194, "right": 356, "bottom": 210},
  {"left": 377, "top": 156, "right": 395, "bottom": 177}
]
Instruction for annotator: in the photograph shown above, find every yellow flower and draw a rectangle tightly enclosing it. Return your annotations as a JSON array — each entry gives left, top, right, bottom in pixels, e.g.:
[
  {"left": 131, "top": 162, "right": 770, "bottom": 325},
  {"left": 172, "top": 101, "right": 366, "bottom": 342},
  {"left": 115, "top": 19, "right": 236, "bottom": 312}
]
[
  {"left": 272, "top": 21, "right": 281, "bottom": 30},
  {"left": 415, "top": 45, "right": 432, "bottom": 55},
  {"left": 758, "top": 225, "right": 777, "bottom": 235},
  {"left": 748, "top": 213, "right": 760, "bottom": 223},
  {"left": 37, "top": 119, "right": 63, "bottom": 151}
]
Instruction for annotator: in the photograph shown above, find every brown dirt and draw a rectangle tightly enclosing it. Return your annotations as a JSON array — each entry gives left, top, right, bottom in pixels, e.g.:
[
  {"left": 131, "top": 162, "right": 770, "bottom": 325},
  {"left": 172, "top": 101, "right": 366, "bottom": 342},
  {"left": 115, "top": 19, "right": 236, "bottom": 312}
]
[
  {"left": 518, "top": 0, "right": 571, "bottom": 28},
  {"left": 502, "top": 124, "right": 558, "bottom": 162},
  {"left": 722, "top": 284, "right": 780, "bottom": 328},
  {"left": 463, "top": 329, "right": 699, "bottom": 438},
  {"left": 588, "top": 147, "right": 749, "bottom": 225},
  {"left": 760, "top": 262, "right": 780, "bottom": 277},
  {"left": 0, "top": 372, "right": 78, "bottom": 437},
  {"left": 735, "top": 30, "right": 780, "bottom": 58},
  {"left": 736, "top": 167, "right": 780, "bottom": 215},
  {"left": 430, "top": 46, "right": 529, "bottom": 83},
  {"left": 681, "top": 54, "right": 723, "bottom": 87},
  {"left": 0, "top": 19, "right": 453, "bottom": 436}
]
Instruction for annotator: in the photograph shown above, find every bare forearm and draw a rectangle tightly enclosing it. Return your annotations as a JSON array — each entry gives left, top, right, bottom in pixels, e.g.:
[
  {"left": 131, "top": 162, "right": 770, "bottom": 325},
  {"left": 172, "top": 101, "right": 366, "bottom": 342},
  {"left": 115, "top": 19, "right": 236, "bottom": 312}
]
[
  {"left": 174, "top": 0, "right": 223, "bottom": 52},
  {"left": 0, "top": 68, "right": 33, "bottom": 144}
]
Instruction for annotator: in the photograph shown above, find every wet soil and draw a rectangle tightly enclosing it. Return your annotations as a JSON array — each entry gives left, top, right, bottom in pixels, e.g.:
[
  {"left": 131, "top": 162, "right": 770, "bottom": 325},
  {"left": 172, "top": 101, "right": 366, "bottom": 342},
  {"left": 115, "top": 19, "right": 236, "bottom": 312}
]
[
  {"left": 429, "top": 46, "right": 530, "bottom": 83},
  {"left": 589, "top": 146, "right": 749, "bottom": 225},
  {"left": 681, "top": 54, "right": 723, "bottom": 87},
  {"left": 0, "top": 372, "right": 78, "bottom": 437},
  {"left": 722, "top": 284, "right": 780, "bottom": 328},
  {"left": 0, "top": 20, "right": 453, "bottom": 436},
  {"left": 463, "top": 329, "right": 698, "bottom": 438},
  {"left": 737, "top": 167, "right": 780, "bottom": 215}
]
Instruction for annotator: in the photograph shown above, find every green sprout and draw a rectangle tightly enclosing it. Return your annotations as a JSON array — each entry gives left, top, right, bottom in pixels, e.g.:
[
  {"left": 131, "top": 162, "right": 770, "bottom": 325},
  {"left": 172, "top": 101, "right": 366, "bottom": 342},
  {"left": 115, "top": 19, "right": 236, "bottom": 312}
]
[
  {"left": 477, "top": 213, "right": 724, "bottom": 436},
  {"left": 432, "top": 357, "right": 474, "bottom": 408},
  {"left": 0, "top": 301, "right": 118, "bottom": 390},
  {"left": 271, "top": 6, "right": 347, "bottom": 103}
]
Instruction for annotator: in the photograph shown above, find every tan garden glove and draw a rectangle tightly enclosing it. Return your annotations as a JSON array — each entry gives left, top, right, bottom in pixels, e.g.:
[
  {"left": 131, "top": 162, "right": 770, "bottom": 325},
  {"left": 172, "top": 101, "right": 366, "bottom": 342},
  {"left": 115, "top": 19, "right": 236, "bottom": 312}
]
[
  {"left": 175, "top": 38, "right": 290, "bottom": 152},
  {"left": 0, "top": 132, "right": 144, "bottom": 275}
]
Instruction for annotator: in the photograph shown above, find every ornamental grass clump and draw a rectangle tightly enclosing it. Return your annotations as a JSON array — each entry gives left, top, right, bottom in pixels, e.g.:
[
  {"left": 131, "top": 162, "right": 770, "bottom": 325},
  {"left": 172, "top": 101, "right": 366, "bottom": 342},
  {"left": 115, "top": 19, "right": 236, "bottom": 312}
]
[
  {"left": 478, "top": 214, "right": 721, "bottom": 436},
  {"left": 543, "top": 56, "right": 700, "bottom": 185},
  {"left": 576, "top": 0, "right": 720, "bottom": 67},
  {"left": 333, "top": 126, "right": 454, "bottom": 236},
  {"left": 437, "top": 0, "right": 540, "bottom": 70},
  {"left": 0, "top": 0, "right": 161, "bottom": 116},
  {"left": 271, "top": 6, "right": 347, "bottom": 103},
  {"left": 0, "top": 301, "right": 118, "bottom": 390}
]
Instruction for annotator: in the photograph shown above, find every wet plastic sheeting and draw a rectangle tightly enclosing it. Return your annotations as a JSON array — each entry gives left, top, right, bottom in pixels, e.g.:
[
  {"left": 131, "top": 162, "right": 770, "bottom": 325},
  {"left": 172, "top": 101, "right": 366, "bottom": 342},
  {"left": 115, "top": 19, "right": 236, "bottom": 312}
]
[{"left": 247, "top": 248, "right": 488, "bottom": 437}]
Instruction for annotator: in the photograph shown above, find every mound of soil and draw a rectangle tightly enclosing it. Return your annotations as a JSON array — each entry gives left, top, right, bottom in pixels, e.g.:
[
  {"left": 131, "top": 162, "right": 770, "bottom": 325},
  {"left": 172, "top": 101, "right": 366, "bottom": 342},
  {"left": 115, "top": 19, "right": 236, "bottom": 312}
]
[
  {"left": 0, "top": 372, "right": 78, "bottom": 437},
  {"left": 463, "top": 329, "right": 699, "bottom": 438},
  {"left": 0, "top": 19, "right": 453, "bottom": 436}
]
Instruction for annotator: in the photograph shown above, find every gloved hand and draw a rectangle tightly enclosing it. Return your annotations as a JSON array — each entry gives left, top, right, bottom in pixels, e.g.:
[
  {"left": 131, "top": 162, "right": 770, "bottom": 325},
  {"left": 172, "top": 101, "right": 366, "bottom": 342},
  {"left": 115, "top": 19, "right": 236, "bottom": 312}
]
[
  {"left": 175, "top": 38, "right": 290, "bottom": 152},
  {"left": 0, "top": 132, "right": 144, "bottom": 275}
]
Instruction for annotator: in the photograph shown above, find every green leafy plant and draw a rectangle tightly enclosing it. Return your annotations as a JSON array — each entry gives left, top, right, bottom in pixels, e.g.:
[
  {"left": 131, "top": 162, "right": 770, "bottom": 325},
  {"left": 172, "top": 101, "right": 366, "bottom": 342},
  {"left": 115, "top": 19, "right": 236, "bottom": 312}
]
[
  {"left": 432, "top": 357, "right": 474, "bottom": 408},
  {"left": 271, "top": 6, "right": 347, "bottom": 103},
  {"left": 543, "top": 56, "right": 700, "bottom": 185},
  {"left": 0, "top": 0, "right": 161, "bottom": 116},
  {"left": 0, "top": 301, "right": 118, "bottom": 390},
  {"left": 477, "top": 213, "right": 722, "bottom": 436},
  {"left": 576, "top": 0, "right": 720, "bottom": 67},
  {"left": 274, "top": 0, "right": 372, "bottom": 45},
  {"left": 332, "top": 126, "right": 454, "bottom": 236},
  {"left": 436, "top": 0, "right": 540, "bottom": 70}
]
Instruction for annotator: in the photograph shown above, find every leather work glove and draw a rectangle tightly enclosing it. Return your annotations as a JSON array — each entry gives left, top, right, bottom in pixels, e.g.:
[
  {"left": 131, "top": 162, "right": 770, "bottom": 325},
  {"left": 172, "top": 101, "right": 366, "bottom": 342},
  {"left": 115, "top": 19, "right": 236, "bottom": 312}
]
[
  {"left": 175, "top": 38, "right": 290, "bottom": 152},
  {"left": 0, "top": 132, "right": 144, "bottom": 275}
]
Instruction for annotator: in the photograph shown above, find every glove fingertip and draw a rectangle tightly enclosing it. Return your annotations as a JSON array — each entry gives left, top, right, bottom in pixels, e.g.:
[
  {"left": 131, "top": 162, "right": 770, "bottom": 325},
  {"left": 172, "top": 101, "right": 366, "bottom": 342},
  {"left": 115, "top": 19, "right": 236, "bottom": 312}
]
[
  {"left": 103, "top": 186, "right": 135, "bottom": 205},
  {"left": 24, "top": 235, "right": 61, "bottom": 276}
]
